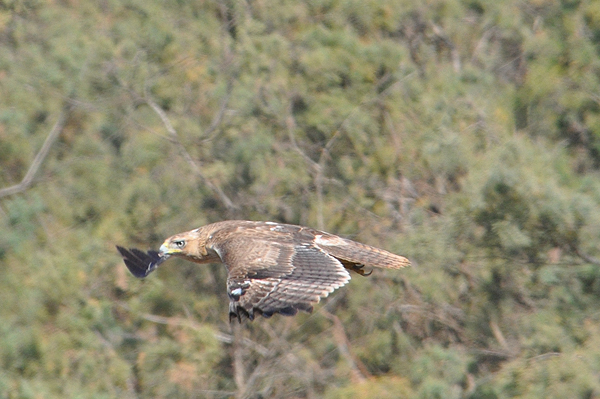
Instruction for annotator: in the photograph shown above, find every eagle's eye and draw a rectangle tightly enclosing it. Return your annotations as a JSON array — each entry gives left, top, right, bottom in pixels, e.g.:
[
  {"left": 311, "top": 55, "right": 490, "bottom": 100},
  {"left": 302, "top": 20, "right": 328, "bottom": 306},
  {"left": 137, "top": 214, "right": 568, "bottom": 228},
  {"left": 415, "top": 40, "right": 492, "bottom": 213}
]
[{"left": 173, "top": 240, "right": 186, "bottom": 249}]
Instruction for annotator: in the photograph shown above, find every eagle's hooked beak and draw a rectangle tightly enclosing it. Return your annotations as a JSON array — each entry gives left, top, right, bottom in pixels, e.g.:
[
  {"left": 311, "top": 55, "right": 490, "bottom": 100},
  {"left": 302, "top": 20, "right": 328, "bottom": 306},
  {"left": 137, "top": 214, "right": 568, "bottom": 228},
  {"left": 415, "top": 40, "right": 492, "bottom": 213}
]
[
  {"left": 159, "top": 242, "right": 172, "bottom": 257},
  {"left": 159, "top": 243, "right": 168, "bottom": 256}
]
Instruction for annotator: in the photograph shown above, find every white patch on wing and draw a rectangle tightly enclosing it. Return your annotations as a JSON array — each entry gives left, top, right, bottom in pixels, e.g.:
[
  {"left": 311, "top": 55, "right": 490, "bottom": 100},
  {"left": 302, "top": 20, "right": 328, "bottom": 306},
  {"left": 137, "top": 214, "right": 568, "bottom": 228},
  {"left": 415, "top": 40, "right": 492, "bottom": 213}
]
[
  {"left": 314, "top": 234, "right": 347, "bottom": 246},
  {"left": 265, "top": 221, "right": 277, "bottom": 225}
]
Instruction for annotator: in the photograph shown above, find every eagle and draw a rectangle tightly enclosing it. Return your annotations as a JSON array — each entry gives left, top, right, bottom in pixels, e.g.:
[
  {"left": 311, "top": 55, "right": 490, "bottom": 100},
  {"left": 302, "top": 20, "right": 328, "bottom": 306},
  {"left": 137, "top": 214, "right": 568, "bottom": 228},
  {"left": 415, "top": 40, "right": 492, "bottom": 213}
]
[{"left": 117, "top": 220, "right": 410, "bottom": 321}]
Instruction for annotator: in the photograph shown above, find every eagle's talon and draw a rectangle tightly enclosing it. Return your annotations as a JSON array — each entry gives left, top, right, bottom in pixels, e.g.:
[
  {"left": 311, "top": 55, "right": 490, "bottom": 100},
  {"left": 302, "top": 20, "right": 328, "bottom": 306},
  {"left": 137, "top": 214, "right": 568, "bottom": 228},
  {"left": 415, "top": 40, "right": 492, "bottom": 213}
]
[{"left": 354, "top": 266, "right": 373, "bottom": 276}]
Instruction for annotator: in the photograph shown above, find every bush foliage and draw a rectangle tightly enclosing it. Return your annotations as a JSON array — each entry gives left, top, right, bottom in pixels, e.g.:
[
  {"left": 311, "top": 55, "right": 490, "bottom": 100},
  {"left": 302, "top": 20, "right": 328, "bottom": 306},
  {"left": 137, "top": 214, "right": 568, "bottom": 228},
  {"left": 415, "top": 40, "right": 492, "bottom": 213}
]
[{"left": 2, "top": 0, "right": 600, "bottom": 397}]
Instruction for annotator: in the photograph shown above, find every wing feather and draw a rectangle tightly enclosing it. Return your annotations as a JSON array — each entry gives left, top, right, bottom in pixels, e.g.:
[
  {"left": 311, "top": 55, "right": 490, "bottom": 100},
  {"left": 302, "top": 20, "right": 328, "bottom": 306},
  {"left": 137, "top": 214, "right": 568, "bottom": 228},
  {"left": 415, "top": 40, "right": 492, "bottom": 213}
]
[{"left": 215, "top": 238, "right": 351, "bottom": 320}]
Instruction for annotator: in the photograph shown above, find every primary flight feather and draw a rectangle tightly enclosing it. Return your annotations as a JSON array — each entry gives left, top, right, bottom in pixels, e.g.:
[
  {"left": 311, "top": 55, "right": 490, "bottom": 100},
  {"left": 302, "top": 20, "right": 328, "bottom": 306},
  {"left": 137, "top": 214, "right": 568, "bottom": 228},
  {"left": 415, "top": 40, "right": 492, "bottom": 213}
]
[{"left": 117, "top": 220, "right": 410, "bottom": 322}]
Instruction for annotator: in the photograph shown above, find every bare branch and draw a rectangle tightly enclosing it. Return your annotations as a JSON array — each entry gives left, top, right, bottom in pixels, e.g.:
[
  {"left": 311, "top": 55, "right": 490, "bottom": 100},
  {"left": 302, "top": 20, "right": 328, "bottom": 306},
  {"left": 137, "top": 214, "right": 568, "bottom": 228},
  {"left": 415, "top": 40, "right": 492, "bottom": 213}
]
[
  {"left": 232, "top": 323, "right": 247, "bottom": 399},
  {"left": 107, "top": 62, "right": 237, "bottom": 212},
  {"left": 471, "top": 27, "right": 496, "bottom": 65},
  {"left": 202, "top": 79, "right": 233, "bottom": 141},
  {"left": 115, "top": 301, "right": 270, "bottom": 354},
  {"left": 145, "top": 96, "right": 238, "bottom": 212},
  {"left": 322, "top": 309, "right": 370, "bottom": 383},
  {"left": 489, "top": 319, "right": 511, "bottom": 352},
  {"left": 0, "top": 110, "right": 68, "bottom": 199},
  {"left": 529, "top": 352, "right": 561, "bottom": 362},
  {"left": 285, "top": 111, "right": 325, "bottom": 228},
  {"left": 471, "top": 348, "right": 513, "bottom": 360},
  {"left": 575, "top": 246, "right": 600, "bottom": 266},
  {"left": 431, "top": 23, "right": 461, "bottom": 73},
  {"left": 285, "top": 113, "right": 319, "bottom": 171},
  {"left": 285, "top": 72, "right": 417, "bottom": 229}
]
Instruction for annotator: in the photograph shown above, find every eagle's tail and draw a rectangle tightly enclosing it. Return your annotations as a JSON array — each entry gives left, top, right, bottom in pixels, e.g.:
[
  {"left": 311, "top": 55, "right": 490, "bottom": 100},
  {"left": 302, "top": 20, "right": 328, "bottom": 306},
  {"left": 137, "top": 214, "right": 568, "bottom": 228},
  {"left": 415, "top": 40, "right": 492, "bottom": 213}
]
[{"left": 317, "top": 237, "right": 410, "bottom": 271}]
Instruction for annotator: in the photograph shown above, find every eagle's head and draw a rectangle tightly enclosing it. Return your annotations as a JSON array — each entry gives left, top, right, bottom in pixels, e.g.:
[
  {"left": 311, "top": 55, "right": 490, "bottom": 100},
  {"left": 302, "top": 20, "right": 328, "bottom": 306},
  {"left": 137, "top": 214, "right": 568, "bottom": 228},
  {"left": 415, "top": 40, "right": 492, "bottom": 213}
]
[
  {"left": 159, "top": 234, "right": 188, "bottom": 256},
  {"left": 158, "top": 229, "right": 218, "bottom": 263}
]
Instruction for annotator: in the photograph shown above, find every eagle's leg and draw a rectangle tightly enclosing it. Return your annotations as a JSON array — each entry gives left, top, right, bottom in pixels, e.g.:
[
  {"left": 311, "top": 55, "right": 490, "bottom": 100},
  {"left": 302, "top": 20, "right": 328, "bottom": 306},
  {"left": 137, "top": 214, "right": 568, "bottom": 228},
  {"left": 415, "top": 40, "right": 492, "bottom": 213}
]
[
  {"left": 339, "top": 259, "right": 373, "bottom": 276},
  {"left": 229, "top": 302, "right": 242, "bottom": 323},
  {"left": 229, "top": 302, "right": 255, "bottom": 323}
]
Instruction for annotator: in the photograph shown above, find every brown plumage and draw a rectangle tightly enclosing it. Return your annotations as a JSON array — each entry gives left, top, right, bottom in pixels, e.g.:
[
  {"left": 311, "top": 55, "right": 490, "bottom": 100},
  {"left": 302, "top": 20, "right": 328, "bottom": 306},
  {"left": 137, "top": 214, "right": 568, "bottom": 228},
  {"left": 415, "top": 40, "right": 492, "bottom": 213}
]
[{"left": 117, "top": 220, "right": 410, "bottom": 321}]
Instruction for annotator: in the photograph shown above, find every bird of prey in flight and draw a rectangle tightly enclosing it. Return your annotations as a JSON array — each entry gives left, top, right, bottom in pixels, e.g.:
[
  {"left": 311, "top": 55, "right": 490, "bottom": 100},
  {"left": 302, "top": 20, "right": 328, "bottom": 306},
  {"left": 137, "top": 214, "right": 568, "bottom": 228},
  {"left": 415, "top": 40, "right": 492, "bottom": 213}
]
[{"left": 117, "top": 220, "right": 410, "bottom": 322}]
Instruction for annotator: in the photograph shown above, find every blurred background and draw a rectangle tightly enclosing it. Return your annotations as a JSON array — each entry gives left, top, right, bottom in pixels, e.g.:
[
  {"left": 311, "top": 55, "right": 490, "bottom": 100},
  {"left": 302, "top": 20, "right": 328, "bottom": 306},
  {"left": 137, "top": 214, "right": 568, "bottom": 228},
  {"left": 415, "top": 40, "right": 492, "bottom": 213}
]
[{"left": 2, "top": 0, "right": 600, "bottom": 398}]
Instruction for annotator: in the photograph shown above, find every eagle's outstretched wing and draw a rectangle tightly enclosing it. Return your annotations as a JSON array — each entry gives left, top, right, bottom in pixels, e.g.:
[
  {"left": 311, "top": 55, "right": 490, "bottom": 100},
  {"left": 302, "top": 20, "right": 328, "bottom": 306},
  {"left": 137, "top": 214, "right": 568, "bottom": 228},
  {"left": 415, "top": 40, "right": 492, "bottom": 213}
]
[{"left": 210, "top": 237, "right": 351, "bottom": 321}]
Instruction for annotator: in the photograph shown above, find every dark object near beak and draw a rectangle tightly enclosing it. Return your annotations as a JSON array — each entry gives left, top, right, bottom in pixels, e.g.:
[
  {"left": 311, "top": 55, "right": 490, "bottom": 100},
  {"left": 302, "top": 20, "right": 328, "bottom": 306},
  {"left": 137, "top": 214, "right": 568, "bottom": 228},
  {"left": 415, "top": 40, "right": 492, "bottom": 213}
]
[{"left": 116, "top": 246, "right": 168, "bottom": 278}]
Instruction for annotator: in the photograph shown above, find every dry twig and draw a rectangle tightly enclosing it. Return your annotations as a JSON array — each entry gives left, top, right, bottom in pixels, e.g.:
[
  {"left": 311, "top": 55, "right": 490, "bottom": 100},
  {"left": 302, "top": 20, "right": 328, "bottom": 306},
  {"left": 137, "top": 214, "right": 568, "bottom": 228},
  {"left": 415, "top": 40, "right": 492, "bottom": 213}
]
[
  {"left": 0, "top": 110, "right": 68, "bottom": 198},
  {"left": 145, "top": 96, "right": 238, "bottom": 212}
]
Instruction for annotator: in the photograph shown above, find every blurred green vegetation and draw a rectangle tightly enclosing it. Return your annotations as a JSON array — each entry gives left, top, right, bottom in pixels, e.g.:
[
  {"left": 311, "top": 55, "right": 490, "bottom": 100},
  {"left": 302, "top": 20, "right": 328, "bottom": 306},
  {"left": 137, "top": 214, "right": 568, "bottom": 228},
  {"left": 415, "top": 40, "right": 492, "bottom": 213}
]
[{"left": 2, "top": 0, "right": 600, "bottom": 397}]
